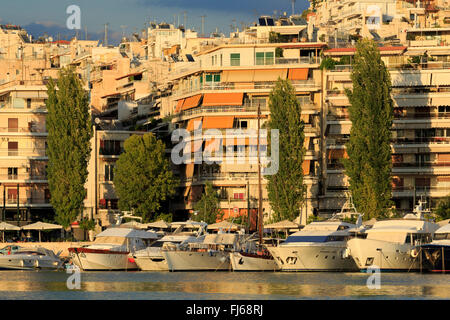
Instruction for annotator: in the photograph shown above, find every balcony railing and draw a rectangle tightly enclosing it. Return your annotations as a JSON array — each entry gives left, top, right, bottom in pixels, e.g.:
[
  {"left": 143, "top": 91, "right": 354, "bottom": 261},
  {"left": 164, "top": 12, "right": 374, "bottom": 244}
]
[
  {"left": 392, "top": 161, "right": 450, "bottom": 168},
  {"left": 99, "top": 148, "right": 124, "bottom": 156},
  {"left": 173, "top": 80, "right": 319, "bottom": 97},
  {"left": 0, "top": 126, "right": 47, "bottom": 133},
  {"left": 0, "top": 174, "right": 47, "bottom": 181},
  {"left": 0, "top": 148, "right": 47, "bottom": 157},
  {"left": 393, "top": 137, "right": 450, "bottom": 144},
  {"left": 0, "top": 197, "right": 51, "bottom": 205}
]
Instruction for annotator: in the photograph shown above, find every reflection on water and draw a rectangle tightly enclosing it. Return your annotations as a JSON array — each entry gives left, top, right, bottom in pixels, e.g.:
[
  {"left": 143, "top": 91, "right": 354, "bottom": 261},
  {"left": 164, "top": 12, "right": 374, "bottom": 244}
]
[{"left": 0, "top": 271, "right": 449, "bottom": 300}]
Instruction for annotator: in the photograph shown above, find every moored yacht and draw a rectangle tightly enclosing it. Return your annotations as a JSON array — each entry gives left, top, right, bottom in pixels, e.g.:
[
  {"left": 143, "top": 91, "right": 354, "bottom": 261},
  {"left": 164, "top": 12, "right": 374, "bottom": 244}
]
[
  {"left": 267, "top": 220, "right": 359, "bottom": 271},
  {"left": 68, "top": 227, "right": 158, "bottom": 271},
  {"left": 420, "top": 223, "right": 450, "bottom": 273},
  {"left": 346, "top": 201, "right": 440, "bottom": 272},
  {"left": 133, "top": 221, "right": 207, "bottom": 271},
  {"left": 0, "top": 245, "right": 63, "bottom": 270},
  {"left": 162, "top": 232, "right": 248, "bottom": 271}
]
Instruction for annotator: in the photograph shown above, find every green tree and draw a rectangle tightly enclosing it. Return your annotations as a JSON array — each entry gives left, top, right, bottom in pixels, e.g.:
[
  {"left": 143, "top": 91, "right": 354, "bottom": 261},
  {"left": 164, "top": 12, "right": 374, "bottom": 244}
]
[
  {"left": 434, "top": 195, "right": 450, "bottom": 221},
  {"left": 192, "top": 182, "right": 223, "bottom": 224},
  {"left": 266, "top": 79, "right": 306, "bottom": 222},
  {"left": 113, "top": 133, "right": 178, "bottom": 222},
  {"left": 343, "top": 39, "right": 394, "bottom": 219},
  {"left": 46, "top": 67, "right": 92, "bottom": 228}
]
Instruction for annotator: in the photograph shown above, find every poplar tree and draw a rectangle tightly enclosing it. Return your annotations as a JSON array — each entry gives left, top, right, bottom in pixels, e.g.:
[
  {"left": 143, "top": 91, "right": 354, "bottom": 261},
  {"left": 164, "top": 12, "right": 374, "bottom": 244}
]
[
  {"left": 113, "top": 133, "right": 178, "bottom": 222},
  {"left": 192, "top": 182, "right": 223, "bottom": 224},
  {"left": 343, "top": 39, "right": 394, "bottom": 219},
  {"left": 266, "top": 79, "right": 306, "bottom": 222},
  {"left": 46, "top": 67, "right": 92, "bottom": 227}
]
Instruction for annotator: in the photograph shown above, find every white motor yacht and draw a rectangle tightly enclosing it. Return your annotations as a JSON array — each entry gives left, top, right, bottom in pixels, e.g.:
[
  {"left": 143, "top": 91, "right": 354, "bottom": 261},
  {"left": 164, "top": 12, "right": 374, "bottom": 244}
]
[
  {"left": 0, "top": 245, "right": 63, "bottom": 270},
  {"left": 346, "top": 201, "right": 440, "bottom": 272},
  {"left": 162, "top": 232, "right": 248, "bottom": 271},
  {"left": 268, "top": 220, "right": 359, "bottom": 271},
  {"left": 68, "top": 227, "right": 158, "bottom": 271},
  {"left": 133, "top": 221, "right": 207, "bottom": 271}
]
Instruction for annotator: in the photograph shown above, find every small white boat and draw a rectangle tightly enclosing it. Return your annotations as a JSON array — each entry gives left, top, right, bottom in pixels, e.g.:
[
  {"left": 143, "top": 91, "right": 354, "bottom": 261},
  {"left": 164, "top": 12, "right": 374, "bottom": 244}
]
[
  {"left": 346, "top": 201, "right": 440, "bottom": 272},
  {"left": 133, "top": 221, "right": 207, "bottom": 271},
  {"left": 68, "top": 227, "right": 159, "bottom": 271},
  {"left": 0, "top": 245, "right": 63, "bottom": 270}
]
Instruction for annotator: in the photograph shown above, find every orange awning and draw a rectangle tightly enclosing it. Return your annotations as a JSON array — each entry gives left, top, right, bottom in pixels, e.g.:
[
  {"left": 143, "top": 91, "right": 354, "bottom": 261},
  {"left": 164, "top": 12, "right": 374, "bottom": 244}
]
[
  {"left": 186, "top": 117, "right": 203, "bottom": 131},
  {"left": 437, "top": 153, "right": 450, "bottom": 162},
  {"left": 302, "top": 160, "right": 311, "bottom": 175},
  {"left": 182, "top": 94, "right": 202, "bottom": 110},
  {"left": 253, "top": 69, "right": 287, "bottom": 82},
  {"left": 185, "top": 164, "right": 194, "bottom": 178},
  {"left": 175, "top": 99, "right": 185, "bottom": 113},
  {"left": 203, "top": 116, "right": 235, "bottom": 129},
  {"left": 202, "top": 93, "right": 244, "bottom": 107},
  {"left": 328, "top": 149, "right": 348, "bottom": 159},
  {"left": 288, "top": 68, "right": 309, "bottom": 80},
  {"left": 204, "top": 138, "right": 223, "bottom": 152}
]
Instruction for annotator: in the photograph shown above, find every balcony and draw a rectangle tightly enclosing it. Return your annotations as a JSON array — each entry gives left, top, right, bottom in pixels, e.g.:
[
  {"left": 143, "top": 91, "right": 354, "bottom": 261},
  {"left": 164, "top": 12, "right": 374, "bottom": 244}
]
[
  {"left": 0, "top": 126, "right": 47, "bottom": 135},
  {"left": 99, "top": 147, "right": 124, "bottom": 156},
  {"left": 393, "top": 137, "right": 450, "bottom": 145},
  {"left": 0, "top": 148, "right": 47, "bottom": 157},
  {"left": 0, "top": 197, "right": 51, "bottom": 206},
  {"left": 0, "top": 174, "right": 47, "bottom": 181},
  {"left": 173, "top": 80, "right": 320, "bottom": 98}
]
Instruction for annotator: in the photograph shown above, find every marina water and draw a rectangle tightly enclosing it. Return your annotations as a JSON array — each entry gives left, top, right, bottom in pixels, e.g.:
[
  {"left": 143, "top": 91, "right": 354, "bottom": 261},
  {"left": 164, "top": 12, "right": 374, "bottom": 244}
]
[{"left": 0, "top": 270, "right": 448, "bottom": 300}]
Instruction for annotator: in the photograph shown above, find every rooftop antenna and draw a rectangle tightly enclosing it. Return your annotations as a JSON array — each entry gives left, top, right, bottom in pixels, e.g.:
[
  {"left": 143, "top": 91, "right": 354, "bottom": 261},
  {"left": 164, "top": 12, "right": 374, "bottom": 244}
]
[
  {"left": 85, "top": 26, "right": 88, "bottom": 40},
  {"left": 104, "top": 23, "right": 109, "bottom": 46},
  {"left": 200, "top": 15, "right": 206, "bottom": 37},
  {"left": 120, "top": 25, "right": 127, "bottom": 40},
  {"left": 183, "top": 11, "right": 187, "bottom": 29},
  {"left": 292, "top": 0, "right": 296, "bottom": 15}
]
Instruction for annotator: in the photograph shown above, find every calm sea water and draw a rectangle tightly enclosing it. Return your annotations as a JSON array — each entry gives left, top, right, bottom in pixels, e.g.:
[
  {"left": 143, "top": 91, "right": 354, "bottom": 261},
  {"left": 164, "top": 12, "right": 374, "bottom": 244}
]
[{"left": 0, "top": 270, "right": 448, "bottom": 300}]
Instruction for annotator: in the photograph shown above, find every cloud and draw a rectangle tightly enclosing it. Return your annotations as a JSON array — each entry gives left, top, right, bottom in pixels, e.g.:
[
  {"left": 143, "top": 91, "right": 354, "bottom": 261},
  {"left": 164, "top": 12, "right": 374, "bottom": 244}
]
[{"left": 135, "top": 0, "right": 301, "bottom": 15}]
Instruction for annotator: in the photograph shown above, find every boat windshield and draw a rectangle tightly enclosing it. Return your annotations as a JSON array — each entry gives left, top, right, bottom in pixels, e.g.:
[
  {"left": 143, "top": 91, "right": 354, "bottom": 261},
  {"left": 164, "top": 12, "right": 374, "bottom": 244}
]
[
  {"left": 405, "top": 233, "right": 432, "bottom": 245},
  {"left": 284, "top": 235, "right": 348, "bottom": 243},
  {"left": 434, "top": 233, "right": 450, "bottom": 241}
]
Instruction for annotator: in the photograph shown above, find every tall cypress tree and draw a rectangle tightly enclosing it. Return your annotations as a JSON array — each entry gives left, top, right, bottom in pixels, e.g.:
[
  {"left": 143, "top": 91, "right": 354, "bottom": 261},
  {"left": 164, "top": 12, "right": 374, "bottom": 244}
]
[
  {"left": 46, "top": 67, "right": 93, "bottom": 227},
  {"left": 343, "top": 39, "right": 394, "bottom": 219},
  {"left": 266, "top": 79, "right": 306, "bottom": 222}
]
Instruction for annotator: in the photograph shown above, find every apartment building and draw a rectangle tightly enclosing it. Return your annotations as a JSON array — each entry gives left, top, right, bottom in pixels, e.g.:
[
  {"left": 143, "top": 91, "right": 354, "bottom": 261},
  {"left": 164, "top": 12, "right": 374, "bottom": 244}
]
[
  {"left": 0, "top": 80, "right": 51, "bottom": 225},
  {"left": 83, "top": 124, "right": 146, "bottom": 230},
  {"left": 167, "top": 41, "right": 325, "bottom": 225},
  {"left": 321, "top": 39, "right": 450, "bottom": 215}
]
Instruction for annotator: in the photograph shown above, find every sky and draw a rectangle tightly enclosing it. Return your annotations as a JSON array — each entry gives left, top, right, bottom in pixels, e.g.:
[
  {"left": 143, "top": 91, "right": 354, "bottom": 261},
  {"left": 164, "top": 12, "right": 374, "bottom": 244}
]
[{"left": 0, "top": 0, "right": 310, "bottom": 44}]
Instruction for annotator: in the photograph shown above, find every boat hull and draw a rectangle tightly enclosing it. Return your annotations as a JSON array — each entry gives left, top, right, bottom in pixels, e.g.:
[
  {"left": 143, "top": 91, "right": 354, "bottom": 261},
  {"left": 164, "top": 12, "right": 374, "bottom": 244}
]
[
  {"left": 0, "top": 255, "right": 62, "bottom": 270},
  {"left": 268, "top": 242, "right": 358, "bottom": 272},
  {"left": 420, "top": 244, "right": 450, "bottom": 273},
  {"left": 69, "top": 247, "right": 137, "bottom": 271},
  {"left": 230, "top": 252, "right": 280, "bottom": 271},
  {"left": 346, "top": 238, "right": 421, "bottom": 272},
  {"left": 162, "top": 250, "right": 231, "bottom": 271}
]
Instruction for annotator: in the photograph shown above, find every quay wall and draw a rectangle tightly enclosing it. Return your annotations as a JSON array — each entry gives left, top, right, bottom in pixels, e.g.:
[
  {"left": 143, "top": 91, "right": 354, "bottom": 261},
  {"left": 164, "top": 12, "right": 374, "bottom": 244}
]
[{"left": 0, "top": 242, "right": 92, "bottom": 258}]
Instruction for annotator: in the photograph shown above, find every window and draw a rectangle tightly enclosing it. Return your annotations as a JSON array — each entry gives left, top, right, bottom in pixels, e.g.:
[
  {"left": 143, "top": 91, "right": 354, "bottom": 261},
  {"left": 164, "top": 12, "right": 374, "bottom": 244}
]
[
  {"left": 233, "top": 193, "right": 244, "bottom": 200},
  {"left": 26, "top": 99, "right": 31, "bottom": 108},
  {"left": 230, "top": 53, "right": 240, "bottom": 66},
  {"left": 255, "top": 52, "right": 274, "bottom": 65},
  {"left": 8, "top": 141, "right": 18, "bottom": 156},
  {"left": 8, "top": 168, "right": 18, "bottom": 180},
  {"left": 104, "top": 164, "right": 115, "bottom": 181},
  {"left": 7, "top": 188, "right": 18, "bottom": 204}
]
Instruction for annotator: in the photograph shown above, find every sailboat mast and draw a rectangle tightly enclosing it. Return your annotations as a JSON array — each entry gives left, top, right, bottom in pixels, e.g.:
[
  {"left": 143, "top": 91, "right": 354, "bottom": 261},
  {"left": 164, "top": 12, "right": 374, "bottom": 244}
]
[{"left": 257, "top": 102, "right": 263, "bottom": 244}]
